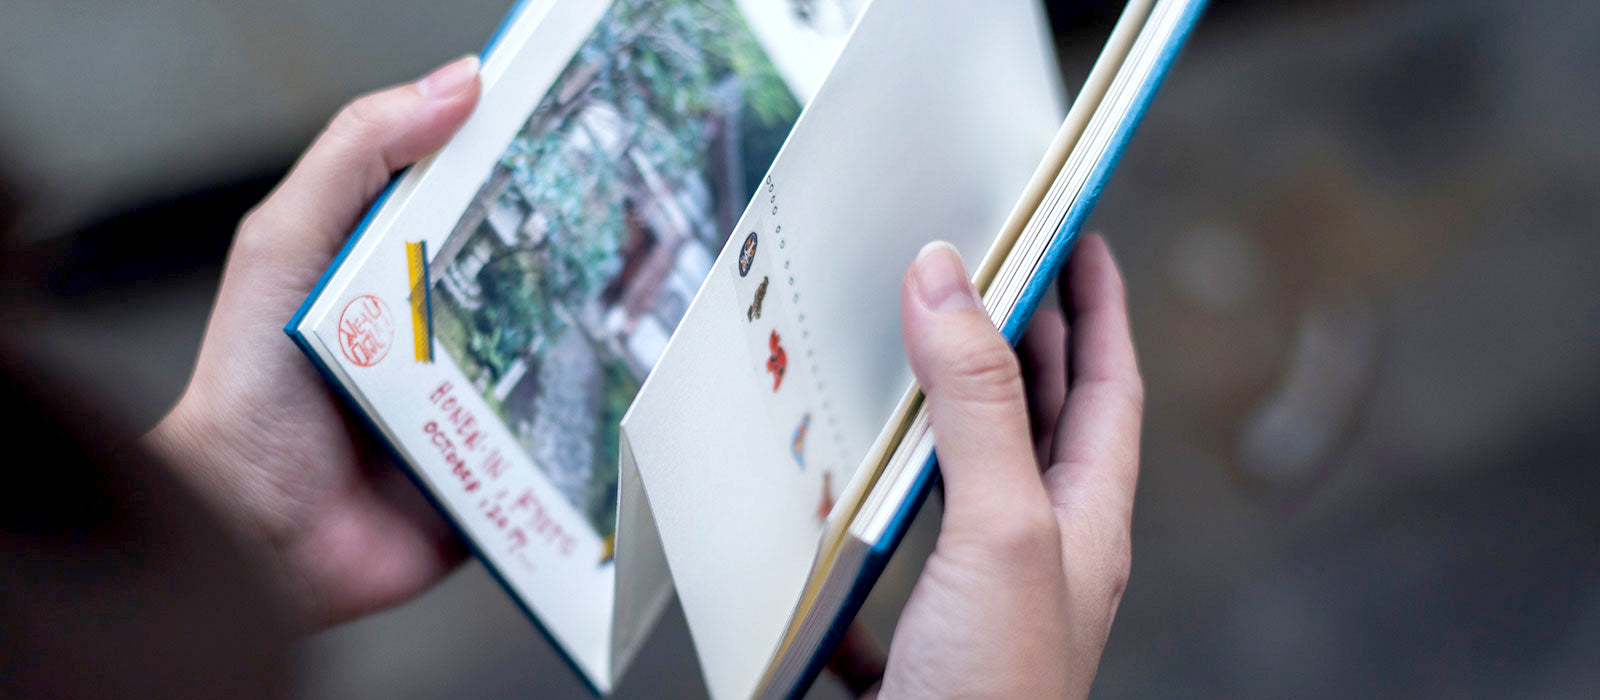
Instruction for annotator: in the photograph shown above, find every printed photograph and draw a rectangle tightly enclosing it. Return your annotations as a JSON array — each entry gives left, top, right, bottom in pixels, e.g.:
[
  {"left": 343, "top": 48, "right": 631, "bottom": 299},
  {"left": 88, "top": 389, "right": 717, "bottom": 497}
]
[{"left": 427, "top": 0, "right": 803, "bottom": 539}]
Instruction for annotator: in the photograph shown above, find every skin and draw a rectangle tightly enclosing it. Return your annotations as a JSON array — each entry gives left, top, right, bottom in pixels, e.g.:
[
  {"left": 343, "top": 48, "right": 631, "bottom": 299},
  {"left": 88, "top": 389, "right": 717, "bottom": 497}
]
[
  {"left": 147, "top": 56, "right": 483, "bottom": 628},
  {"left": 148, "top": 57, "right": 1143, "bottom": 697},
  {"left": 867, "top": 235, "right": 1142, "bottom": 699}
]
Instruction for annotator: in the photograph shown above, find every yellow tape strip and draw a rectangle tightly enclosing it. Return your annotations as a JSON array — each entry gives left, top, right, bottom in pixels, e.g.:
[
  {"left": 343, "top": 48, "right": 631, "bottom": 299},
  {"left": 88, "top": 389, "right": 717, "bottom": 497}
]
[{"left": 406, "top": 241, "right": 432, "bottom": 363}]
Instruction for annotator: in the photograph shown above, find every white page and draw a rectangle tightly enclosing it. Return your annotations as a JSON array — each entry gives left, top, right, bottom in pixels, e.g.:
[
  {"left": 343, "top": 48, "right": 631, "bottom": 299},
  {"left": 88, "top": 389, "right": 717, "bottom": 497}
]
[
  {"left": 609, "top": 435, "right": 673, "bottom": 676},
  {"left": 294, "top": 0, "right": 862, "bottom": 689},
  {"left": 622, "top": 0, "right": 1064, "bottom": 696}
]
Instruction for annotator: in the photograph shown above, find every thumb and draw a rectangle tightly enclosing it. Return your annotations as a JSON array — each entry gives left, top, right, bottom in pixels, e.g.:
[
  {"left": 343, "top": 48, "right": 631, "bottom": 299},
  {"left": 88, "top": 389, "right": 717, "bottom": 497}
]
[
  {"left": 243, "top": 54, "right": 483, "bottom": 262},
  {"left": 901, "top": 242, "right": 1053, "bottom": 542}
]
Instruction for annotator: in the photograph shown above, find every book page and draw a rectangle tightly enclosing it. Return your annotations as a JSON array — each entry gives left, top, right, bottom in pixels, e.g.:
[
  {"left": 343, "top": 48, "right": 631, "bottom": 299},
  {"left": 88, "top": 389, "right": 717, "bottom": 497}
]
[
  {"left": 295, "top": 0, "right": 860, "bottom": 688},
  {"left": 621, "top": 0, "right": 1063, "bottom": 696}
]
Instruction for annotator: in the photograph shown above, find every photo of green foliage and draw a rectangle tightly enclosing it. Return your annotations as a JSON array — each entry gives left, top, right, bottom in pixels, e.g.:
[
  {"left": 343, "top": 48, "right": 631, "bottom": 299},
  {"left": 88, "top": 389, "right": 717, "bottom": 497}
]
[{"left": 428, "top": 0, "right": 802, "bottom": 540}]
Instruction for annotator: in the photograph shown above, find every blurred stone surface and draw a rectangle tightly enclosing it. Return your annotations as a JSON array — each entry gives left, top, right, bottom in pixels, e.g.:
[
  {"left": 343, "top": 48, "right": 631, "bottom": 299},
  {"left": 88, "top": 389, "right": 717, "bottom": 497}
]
[{"left": 1086, "top": 0, "right": 1600, "bottom": 697}]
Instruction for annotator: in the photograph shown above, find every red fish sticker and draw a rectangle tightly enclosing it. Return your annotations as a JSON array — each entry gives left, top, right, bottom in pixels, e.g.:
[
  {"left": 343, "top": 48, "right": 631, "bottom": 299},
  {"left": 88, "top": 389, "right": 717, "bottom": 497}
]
[{"left": 766, "top": 330, "right": 787, "bottom": 391}]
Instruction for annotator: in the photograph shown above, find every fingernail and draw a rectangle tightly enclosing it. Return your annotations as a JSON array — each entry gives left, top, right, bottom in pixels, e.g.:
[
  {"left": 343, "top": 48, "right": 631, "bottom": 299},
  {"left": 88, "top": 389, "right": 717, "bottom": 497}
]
[
  {"left": 912, "top": 241, "right": 981, "bottom": 312},
  {"left": 418, "top": 55, "right": 480, "bottom": 100}
]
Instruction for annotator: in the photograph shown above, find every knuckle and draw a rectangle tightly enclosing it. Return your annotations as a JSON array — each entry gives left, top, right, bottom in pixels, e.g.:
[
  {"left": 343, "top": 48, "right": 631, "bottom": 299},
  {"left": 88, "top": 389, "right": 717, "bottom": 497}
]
[
  {"left": 1078, "top": 509, "right": 1133, "bottom": 607},
  {"left": 1124, "top": 371, "right": 1146, "bottom": 415},
  {"left": 232, "top": 202, "right": 276, "bottom": 256},
  {"left": 1109, "top": 265, "right": 1129, "bottom": 304},
  {"left": 328, "top": 94, "right": 388, "bottom": 146},
  {"left": 1080, "top": 375, "right": 1144, "bottom": 423},
  {"left": 1056, "top": 500, "right": 1133, "bottom": 609},
  {"left": 943, "top": 334, "right": 1024, "bottom": 404},
  {"left": 1104, "top": 525, "right": 1132, "bottom": 602},
  {"left": 988, "top": 505, "right": 1061, "bottom": 564},
  {"left": 238, "top": 199, "right": 273, "bottom": 235}
]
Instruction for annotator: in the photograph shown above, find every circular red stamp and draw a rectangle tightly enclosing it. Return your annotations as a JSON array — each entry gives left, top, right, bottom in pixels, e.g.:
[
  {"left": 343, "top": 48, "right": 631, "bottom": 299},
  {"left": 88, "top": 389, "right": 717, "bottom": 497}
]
[{"left": 337, "top": 294, "right": 394, "bottom": 368}]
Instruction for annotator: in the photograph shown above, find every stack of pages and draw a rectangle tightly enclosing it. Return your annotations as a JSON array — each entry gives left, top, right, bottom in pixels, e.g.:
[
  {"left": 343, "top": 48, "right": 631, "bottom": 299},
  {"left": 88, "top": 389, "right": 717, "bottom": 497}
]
[{"left": 288, "top": 0, "right": 1205, "bottom": 696}]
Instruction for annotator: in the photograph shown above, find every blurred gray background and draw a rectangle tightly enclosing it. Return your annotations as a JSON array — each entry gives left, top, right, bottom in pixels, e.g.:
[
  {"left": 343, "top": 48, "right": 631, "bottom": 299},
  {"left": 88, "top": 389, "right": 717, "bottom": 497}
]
[{"left": 4, "top": 0, "right": 1598, "bottom": 697}]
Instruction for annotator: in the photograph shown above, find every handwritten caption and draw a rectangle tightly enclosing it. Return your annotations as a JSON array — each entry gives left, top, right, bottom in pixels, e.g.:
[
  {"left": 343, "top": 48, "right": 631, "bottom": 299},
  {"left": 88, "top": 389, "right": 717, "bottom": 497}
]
[{"left": 424, "top": 381, "right": 578, "bottom": 569}]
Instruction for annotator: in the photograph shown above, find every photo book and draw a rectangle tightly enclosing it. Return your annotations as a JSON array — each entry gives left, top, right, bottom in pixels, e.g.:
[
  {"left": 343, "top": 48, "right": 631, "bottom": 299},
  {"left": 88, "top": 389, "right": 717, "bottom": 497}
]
[{"left": 287, "top": 0, "right": 1205, "bottom": 696}]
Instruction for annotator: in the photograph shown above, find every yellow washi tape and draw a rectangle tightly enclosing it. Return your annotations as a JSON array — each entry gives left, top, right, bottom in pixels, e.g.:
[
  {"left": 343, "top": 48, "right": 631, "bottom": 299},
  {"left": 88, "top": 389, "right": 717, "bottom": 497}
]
[{"left": 406, "top": 241, "right": 432, "bottom": 363}]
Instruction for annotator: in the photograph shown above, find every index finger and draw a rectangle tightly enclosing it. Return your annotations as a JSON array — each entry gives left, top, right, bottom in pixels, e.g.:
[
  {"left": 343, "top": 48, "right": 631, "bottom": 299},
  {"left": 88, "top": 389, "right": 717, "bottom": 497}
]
[
  {"left": 243, "top": 56, "right": 482, "bottom": 263},
  {"left": 1044, "top": 233, "right": 1143, "bottom": 525}
]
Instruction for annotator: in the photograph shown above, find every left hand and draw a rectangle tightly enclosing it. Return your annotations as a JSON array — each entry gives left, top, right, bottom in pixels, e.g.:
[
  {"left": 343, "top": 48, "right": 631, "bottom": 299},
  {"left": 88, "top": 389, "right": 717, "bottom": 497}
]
[{"left": 147, "top": 55, "right": 482, "bottom": 629}]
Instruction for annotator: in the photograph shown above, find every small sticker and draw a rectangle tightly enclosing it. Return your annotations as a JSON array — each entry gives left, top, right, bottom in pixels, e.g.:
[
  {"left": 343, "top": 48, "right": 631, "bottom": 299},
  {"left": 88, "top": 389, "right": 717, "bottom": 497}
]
[
  {"left": 817, "top": 473, "right": 835, "bottom": 523},
  {"left": 747, "top": 276, "right": 769, "bottom": 321},
  {"left": 791, "top": 413, "right": 810, "bottom": 468},
  {"left": 738, "top": 232, "right": 759, "bottom": 277},
  {"left": 765, "top": 330, "right": 788, "bottom": 391}
]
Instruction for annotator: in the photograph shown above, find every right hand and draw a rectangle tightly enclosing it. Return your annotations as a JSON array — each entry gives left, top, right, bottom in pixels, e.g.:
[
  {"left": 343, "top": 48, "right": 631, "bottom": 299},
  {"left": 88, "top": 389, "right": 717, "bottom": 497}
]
[{"left": 877, "top": 234, "right": 1144, "bottom": 698}]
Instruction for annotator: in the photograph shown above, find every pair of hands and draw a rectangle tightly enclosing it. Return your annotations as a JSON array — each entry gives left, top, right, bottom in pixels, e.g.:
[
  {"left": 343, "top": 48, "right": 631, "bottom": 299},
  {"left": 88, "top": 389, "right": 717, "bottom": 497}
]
[{"left": 149, "top": 57, "right": 1143, "bottom": 699}]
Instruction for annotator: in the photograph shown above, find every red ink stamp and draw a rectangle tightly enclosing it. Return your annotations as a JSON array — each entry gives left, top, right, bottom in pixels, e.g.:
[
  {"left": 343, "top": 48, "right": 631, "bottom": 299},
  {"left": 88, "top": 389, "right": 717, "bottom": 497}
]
[
  {"left": 338, "top": 294, "right": 394, "bottom": 368},
  {"left": 766, "top": 330, "right": 787, "bottom": 391}
]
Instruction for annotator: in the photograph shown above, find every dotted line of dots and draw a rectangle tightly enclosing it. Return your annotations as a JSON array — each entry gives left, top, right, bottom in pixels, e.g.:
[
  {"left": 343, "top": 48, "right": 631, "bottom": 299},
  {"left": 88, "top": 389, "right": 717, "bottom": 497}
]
[{"left": 772, "top": 219, "right": 847, "bottom": 462}]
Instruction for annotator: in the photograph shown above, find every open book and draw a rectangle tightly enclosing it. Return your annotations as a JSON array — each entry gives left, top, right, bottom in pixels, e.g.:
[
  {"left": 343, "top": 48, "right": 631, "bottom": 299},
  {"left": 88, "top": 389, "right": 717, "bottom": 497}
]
[{"left": 287, "top": 0, "right": 1205, "bottom": 696}]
